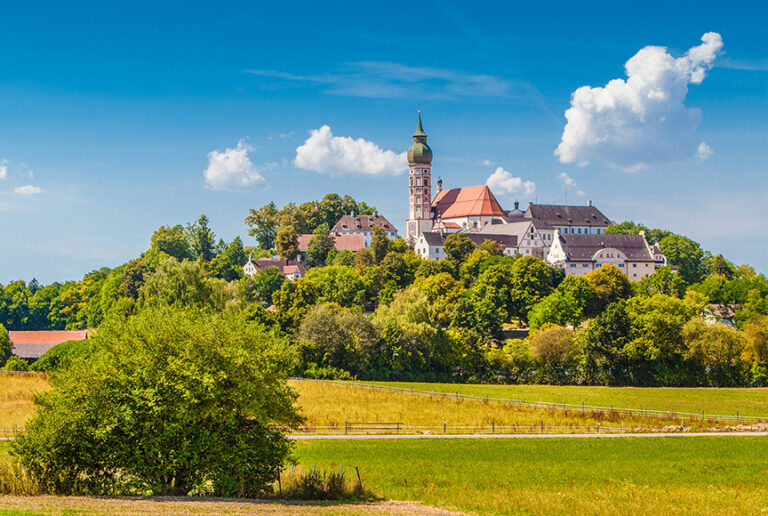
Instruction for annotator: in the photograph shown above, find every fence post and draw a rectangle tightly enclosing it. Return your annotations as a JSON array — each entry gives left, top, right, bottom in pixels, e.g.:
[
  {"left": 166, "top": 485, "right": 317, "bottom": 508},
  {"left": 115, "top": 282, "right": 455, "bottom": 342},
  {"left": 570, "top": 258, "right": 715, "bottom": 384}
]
[
  {"left": 277, "top": 469, "right": 282, "bottom": 496},
  {"left": 597, "top": 423, "right": 600, "bottom": 434},
  {"left": 492, "top": 421, "right": 495, "bottom": 434},
  {"left": 396, "top": 422, "right": 400, "bottom": 434},
  {"left": 582, "top": 401, "right": 584, "bottom": 413},
  {"left": 356, "top": 467, "right": 363, "bottom": 491},
  {"left": 443, "top": 421, "right": 447, "bottom": 434},
  {"left": 456, "top": 392, "right": 459, "bottom": 401},
  {"left": 541, "top": 420, "right": 544, "bottom": 433},
  {"left": 345, "top": 421, "right": 348, "bottom": 434}
]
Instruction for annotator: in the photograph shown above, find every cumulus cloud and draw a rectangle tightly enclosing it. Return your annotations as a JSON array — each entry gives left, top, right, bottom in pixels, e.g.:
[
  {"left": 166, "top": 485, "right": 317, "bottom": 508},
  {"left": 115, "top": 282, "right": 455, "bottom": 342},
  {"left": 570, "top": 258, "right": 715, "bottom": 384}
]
[
  {"left": 14, "top": 185, "right": 43, "bottom": 195},
  {"left": 558, "top": 172, "right": 576, "bottom": 187},
  {"left": 696, "top": 142, "right": 714, "bottom": 161},
  {"left": 294, "top": 125, "right": 407, "bottom": 176},
  {"left": 486, "top": 167, "right": 535, "bottom": 198},
  {"left": 555, "top": 32, "right": 722, "bottom": 172},
  {"left": 0, "top": 165, "right": 6, "bottom": 180},
  {"left": 204, "top": 140, "right": 267, "bottom": 191}
]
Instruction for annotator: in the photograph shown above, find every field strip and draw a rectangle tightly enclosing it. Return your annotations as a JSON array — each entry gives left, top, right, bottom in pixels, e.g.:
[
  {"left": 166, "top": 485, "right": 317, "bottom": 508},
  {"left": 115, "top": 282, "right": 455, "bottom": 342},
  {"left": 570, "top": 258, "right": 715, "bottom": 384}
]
[
  {"left": 290, "top": 431, "right": 768, "bottom": 440},
  {"left": 294, "top": 378, "right": 768, "bottom": 422}
]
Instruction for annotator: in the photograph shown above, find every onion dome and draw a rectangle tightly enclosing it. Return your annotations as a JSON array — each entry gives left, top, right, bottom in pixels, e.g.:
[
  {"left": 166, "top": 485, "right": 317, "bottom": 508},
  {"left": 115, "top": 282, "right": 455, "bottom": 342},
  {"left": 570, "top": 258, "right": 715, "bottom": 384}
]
[{"left": 407, "top": 111, "right": 433, "bottom": 165}]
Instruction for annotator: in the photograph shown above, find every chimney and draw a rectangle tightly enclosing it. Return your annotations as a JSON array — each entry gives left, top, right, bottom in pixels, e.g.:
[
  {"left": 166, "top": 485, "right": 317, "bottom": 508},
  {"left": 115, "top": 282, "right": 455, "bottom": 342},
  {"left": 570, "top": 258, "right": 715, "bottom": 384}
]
[
  {"left": 437, "top": 177, "right": 442, "bottom": 193},
  {"left": 588, "top": 200, "right": 593, "bottom": 207},
  {"left": 514, "top": 200, "right": 519, "bottom": 210}
]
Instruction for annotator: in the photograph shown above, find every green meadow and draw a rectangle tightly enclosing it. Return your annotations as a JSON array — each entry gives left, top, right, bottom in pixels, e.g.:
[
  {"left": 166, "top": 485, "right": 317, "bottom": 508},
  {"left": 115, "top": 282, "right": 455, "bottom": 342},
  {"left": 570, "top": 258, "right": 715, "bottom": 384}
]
[{"left": 295, "top": 436, "right": 768, "bottom": 515}]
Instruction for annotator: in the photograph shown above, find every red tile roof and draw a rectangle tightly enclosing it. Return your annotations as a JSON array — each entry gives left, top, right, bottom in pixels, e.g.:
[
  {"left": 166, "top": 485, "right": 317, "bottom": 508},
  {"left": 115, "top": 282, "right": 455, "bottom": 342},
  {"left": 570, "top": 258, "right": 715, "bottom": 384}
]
[
  {"left": 297, "top": 233, "right": 366, "bottom": 252},
  {"left": 432, "top": 185, "right": 507, "bottom": 219},
  {"left": 9, "top": 330, "right": 88, "bottom": 360}
]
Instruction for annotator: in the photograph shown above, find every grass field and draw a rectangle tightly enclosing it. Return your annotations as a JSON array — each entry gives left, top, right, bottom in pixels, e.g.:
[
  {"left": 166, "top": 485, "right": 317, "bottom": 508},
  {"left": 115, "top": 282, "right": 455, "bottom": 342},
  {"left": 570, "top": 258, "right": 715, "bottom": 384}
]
[
  {"left": 376, "top": 380, "right": 768, "bottom": 418},
  {"left": 2, "top": 375, "right": 763, "bottom": 434},
  {"left": 0, "top": 375, "right": 48, "bottom": 431},
  {"left": 291, "top": 380, "right": 727, "bottom": 431},
  {"left": 295, "top": 436, "right": 768, "bottom": 515}
]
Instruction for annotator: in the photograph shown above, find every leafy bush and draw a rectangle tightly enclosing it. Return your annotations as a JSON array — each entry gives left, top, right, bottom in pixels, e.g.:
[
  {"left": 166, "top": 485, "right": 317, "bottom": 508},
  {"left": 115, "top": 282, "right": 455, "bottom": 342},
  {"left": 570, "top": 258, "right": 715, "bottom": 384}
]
[
  {"left": 2, "top": 355, "right": 29, "bottom": 372},
  {"left": 30, "top": 339, "right": 96, "bottom": 373},
  {"left": 280, "top": 467, "right": 368, "bottom": 501},
  {"left": 14, "top": 306, "right": 302, "bottom": 497}
]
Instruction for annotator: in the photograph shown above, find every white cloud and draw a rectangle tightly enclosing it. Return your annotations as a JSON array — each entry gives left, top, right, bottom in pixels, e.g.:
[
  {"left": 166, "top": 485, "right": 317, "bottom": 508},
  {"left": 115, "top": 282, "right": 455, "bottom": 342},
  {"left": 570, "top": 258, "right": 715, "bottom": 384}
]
[
  {"left": 0, "top": 165, "right": 6, "bottom": 180},
  {"left": 204, "top": 140, "right": 266, "bottom": 191},
  {"left": 294, "top": 125, "right": 407, "bottom": 176},
  {"left": 555, "top": 32, "right": 722, "bottom": 172},
  {"left": 558, "top": 172, "right": 576, "bottom": 187},
  {"left": 486, "top": 167, "right": 535, "bottom": 198},
  {"left": 481, "top": 159, "right": 492, "bottom": 166},
  {"left": 696, "top": 142, "right": 713, "bottom": 161},
  {"left": 14, "top": 185, "right": 43, "bottom": 195}
]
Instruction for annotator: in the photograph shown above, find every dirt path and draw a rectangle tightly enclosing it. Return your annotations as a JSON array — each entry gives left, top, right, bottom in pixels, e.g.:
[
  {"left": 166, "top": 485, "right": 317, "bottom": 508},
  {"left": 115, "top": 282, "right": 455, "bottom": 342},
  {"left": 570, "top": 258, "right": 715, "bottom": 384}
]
[{"left": 0, "top": 496, "right": 466, "bottom": 515}]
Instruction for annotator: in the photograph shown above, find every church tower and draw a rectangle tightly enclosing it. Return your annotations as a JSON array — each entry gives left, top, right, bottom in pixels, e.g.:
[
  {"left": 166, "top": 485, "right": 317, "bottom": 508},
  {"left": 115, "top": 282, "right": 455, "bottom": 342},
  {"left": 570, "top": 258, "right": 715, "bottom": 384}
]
[{"left": 405, "top": 111, "right": 434, "bottom": 242}]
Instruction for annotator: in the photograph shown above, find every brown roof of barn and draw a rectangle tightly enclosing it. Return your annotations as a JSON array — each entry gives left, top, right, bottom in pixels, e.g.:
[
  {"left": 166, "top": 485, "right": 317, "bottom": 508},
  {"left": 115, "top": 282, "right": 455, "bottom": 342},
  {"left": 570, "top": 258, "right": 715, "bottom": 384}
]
[
  {"left": 297, "top": 233, "right": 366, "bottom": 252},
  {"left": 332, "top": 214, "right": 397, "bottom": 233},
  {"left": 525, "top": 203, "right": 612, "bottom": 227},
  {"left": 9, "top": 330, "right": 88, "bottom": 360},
  {"left": 557, "top": 234, "right": 653, "bottom": 261}
]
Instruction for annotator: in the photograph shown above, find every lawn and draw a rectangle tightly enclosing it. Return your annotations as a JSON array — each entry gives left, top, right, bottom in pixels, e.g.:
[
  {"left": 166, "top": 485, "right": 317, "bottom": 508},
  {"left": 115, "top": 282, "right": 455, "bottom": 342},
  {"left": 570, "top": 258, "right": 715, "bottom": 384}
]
[
  {"left": 376, "top": 380, "right": 768, "bottom": 418},
  {"left": 295, "top": 436, "right": 768, "bottom": 515}
]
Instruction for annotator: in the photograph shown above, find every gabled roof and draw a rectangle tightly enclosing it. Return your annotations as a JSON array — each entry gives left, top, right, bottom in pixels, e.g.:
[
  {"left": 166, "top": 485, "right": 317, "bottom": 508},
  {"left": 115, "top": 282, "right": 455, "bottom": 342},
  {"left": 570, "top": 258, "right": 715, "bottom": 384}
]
[
  {"left": 526, "top": 203, "right": 611, "bottom": 227},
  {"left": 332, "top": 214, "right": 397, "bottom": 233},
  {"left": 557, "top": 234, "right": 652, "bottom": 261},
  {"left": 432, "top": 185, "right": 507, "bottom": 219},
  {"left": 9, "top": 330, "right": 88, "bottom": 360},
  {"left": 297, "top": 233, "right": 366, "bottom": 252},
  {"left": 420, "top": 231, "right": 517, "bottom": 248},
  {"left": 478, "top": 218, "right": 554, "bottom": 238},
  {"left": 247, "top": 258, "right": 306, "bottom": 277}
]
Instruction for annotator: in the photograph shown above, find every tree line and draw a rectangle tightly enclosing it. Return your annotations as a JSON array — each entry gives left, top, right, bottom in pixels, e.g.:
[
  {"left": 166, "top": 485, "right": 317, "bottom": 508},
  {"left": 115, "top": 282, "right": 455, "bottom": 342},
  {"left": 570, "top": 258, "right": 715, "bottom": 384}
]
[{"left": 2, "top": 196, "right": 768, "bottom": 386}]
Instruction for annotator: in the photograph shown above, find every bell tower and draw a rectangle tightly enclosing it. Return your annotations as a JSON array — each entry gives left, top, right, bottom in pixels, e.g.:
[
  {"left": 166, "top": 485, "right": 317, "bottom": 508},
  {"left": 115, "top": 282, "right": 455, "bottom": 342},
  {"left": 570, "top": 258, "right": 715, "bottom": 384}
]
[{"left": 405, "top": 111, "right": 434, "bottom": 242}]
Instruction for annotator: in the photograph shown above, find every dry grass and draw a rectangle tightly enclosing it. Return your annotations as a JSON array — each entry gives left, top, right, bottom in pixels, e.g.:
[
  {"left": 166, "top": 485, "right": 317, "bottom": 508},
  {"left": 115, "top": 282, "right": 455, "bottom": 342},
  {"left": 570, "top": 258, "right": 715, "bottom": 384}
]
[
  {"left": 0, "top": 374, "right": 48, "bottom": 431},
  {"left": 289, "top": 380, "right": 725, "bottom": 432},
  {"left": 0, "top": 496, "right": 463, "bottom": 515}
]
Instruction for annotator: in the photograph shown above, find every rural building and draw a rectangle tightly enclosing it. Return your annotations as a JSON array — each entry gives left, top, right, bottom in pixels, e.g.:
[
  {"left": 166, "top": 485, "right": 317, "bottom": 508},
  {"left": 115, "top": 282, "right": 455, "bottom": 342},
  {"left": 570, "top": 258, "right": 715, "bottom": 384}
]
[
  {"left": 9, "top": 330, "right": 88, "bottom": 362},
  {"left": 414, "top": 232, "right": 517, "bottom": 260},
  {"left": 476, "top": 218, "right": 556, "bottom": 259},
  {"left": 243, "top": 256, "right": 305, "bottom": 280},
  {"left": 546, "top": 232, "right": 666, "bottom": 280},
  {"left": 297, "top": 233, "right": 367, "bottom": 254},
  {"left": 525, "top": 202, "right": 612, "bottom": 235},
  {"left": 331, "top": 214, "right": 398, "bottom": 247}
]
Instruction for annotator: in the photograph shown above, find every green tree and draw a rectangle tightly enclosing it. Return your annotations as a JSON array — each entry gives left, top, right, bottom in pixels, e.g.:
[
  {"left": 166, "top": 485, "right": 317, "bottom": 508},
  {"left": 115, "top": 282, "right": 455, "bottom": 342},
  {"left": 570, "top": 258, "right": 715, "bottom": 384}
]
[
  {"left": 305, "top": 224, "right": 335, "bottom": 267},
  {"left": 273, "top": 278, "right": 318, "bottom": 330},
  {"left": 187, "top": 215, "right": 216, "bottom": 262},
  {"left": 370, "top": 227, "right": 390, "bottom": 264},
  {"left": 244, "top": 202, "right": 279, "bottom": 250},
  {"left": 659, "top": 234, "right": 705, "bottom": 284},
  {"left": 682, "top": 318, "right": 747, "bottom": 386},
  {"left": 529, "top": 325, "right": 579, "bottom": 383},
  {"left": 224, "top": 237, "right": 248, "bottom": 267},
  {"left": 585, "top": 265, "right": 633, "bottom": 312},
  {"left": 118, "top": 260, "right": 150, "bottom": 299},
  {"left": 275, "top": 225, "right": 299, "bottom": 261},
  {"left": 150, "top": 225, "right": 193, "bottom": 261},
  {"left": 140, "top": 258, "right": 231, "bottom": 310},
  {"left": 707, "top": 254, "right": 735, "bottom": 279},
  {"left": 508, "top": 257, "right": 554, "bottom": 322},
  {"left": 0, "top": 323, "right": 10, "bottom": 367},
  {"left": 443, "top": 233, "right": 476, "bottom": 264},
  {"left": 581, "top": 301, "right": 633, "bottom": 385},
  {"left": 527, "top": 292, "right": 581, "bottom": 330},
  {"left": 14, "top": 306, "right": 302, "bottom": 496},
  {"left": 634, "top": 266, "right": 687, "bottom": 298}
]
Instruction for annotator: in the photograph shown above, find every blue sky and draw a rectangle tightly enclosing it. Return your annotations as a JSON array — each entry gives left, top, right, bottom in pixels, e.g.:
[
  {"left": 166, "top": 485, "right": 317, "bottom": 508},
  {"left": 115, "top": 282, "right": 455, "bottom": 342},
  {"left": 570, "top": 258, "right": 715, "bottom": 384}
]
[{"left": 1, "top": 1, "right": 766, "bottom": 283}]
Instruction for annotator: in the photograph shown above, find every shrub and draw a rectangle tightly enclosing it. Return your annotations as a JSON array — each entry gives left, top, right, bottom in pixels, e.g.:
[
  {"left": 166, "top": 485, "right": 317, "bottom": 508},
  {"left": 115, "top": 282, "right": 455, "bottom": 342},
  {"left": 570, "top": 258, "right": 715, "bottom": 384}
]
[
  {"left": 30, "top": 339, "right": 96, "bottom": 373},
  {"left": 14, "top": 306, "right": 302, "bottom": 497},
  {"left": 2, "top": 355, "right": 30, "bottom": 372}
]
